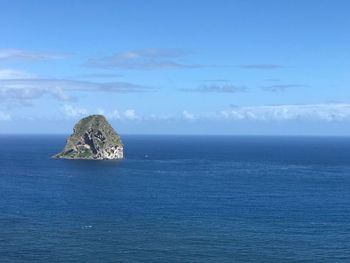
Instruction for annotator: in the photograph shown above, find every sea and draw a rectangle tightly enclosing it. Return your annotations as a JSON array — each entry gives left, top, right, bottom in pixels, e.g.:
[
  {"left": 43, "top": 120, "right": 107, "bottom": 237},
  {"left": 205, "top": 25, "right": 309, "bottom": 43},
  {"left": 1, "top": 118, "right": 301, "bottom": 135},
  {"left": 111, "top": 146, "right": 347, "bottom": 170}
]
[{"left": 0, "top": 135, "right": 350, "bottom": 262}]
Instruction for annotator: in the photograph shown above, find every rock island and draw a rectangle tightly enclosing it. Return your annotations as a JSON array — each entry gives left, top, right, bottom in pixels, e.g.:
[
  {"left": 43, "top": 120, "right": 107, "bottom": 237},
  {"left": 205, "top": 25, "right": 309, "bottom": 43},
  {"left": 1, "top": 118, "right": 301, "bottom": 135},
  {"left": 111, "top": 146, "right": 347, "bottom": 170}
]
[{"left": 53, "top": 115, "right": 123, "bottom": 160}]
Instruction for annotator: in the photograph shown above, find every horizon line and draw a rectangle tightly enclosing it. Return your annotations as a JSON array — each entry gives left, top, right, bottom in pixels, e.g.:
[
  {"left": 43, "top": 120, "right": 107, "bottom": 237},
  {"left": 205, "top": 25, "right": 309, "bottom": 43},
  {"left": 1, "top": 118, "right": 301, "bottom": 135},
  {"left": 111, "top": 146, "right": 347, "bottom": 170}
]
[{"left": 1, "top": 133, "right": 350, "bottom": 138}]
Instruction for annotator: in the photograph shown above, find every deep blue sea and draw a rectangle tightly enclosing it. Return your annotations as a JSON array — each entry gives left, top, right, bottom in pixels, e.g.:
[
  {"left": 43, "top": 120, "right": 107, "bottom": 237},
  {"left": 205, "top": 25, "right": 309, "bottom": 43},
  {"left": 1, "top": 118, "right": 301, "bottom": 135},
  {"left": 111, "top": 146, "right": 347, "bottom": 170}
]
[{"left": 1, "top": 135, "right": 350, "bottom": 262}]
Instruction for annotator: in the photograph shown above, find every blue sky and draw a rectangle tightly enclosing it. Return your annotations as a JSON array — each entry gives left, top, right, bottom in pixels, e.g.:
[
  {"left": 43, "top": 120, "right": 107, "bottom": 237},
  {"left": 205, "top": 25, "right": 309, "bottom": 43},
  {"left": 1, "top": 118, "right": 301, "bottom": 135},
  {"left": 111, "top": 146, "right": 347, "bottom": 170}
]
[{"left": 1, "top": 0, "right": 350, "bottom": 134}]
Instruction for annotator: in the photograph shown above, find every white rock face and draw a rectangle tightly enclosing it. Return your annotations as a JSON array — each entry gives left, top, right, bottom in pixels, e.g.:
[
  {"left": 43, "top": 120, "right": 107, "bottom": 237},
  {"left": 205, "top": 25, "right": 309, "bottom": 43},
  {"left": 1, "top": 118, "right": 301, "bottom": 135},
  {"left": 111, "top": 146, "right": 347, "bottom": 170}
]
[{"left": 97, "top": 145, "right": 124, "bottom": 160}]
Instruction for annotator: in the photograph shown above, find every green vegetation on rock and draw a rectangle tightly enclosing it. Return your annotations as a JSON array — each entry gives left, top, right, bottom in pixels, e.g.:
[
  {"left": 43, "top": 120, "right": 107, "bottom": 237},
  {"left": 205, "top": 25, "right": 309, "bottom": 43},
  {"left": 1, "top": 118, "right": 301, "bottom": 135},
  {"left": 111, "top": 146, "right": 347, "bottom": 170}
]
[{"left": 53, "top": 115, "right": 123, "bottom": 160}]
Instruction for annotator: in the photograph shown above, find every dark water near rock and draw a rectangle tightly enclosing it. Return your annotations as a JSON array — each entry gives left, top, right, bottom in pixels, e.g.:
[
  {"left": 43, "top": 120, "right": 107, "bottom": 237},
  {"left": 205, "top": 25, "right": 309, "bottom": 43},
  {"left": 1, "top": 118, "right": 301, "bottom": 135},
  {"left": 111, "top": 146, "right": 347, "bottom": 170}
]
[{"left": 1, "top": 135, "right": 350, "bottom": 262}]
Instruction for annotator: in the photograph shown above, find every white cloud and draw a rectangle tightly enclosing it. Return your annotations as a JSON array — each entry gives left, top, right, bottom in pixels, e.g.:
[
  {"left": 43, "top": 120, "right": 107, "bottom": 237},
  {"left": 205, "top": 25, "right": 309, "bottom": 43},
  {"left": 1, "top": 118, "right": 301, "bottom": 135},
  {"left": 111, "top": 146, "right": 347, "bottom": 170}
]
[
  {"left": 0, "top": 111, "right": 11, "bottom": 121},
  {"left": 0, "top": 69, "right": 35, "bottom": 79},
  {"left": 124, "top": 109, "right": 138, "bottom": 120},
  {"left": 182, "top": 83, "right": 247, "bottom": 93},
  {"left": 0, "top": 78, "right": 147, "bottom": 93},
  {"left": 183, "top": 110, "right": 195, "bottom": 120},
  {"left": 97, "top": 109, "right": 171, "bottom": 121},
  {"left": 0, "top": 48, "right": 66, "bottom": 61},
  {"left": 109, "top": 110, "right": 121, "bottom": 120},
  {"left": 6, "top": 103, "right": 350, "bottom": 124},
  {"left": 84, "top": 48, "right": 201, "bottom": 70},
  {"left": 49, "top": 86, "right": 72, "bottom": 101},
  {"left": 58, "top": 107, "right": 141, "bottom": 121},
  {"left": 62, "top": 104, "right": 88, "bottom": 119},
  {"left": 0, "top": 78, "right": 149, "bottom": 107},
  {"left": 219, "top": 104, "right": 350, "bottom": 122},
  {"left": 0, "top": 85, "right": 72, "bottom": 107},
  {"left": 261, "top": 84, "right": 308, "bottom": 92},
  {"left": 238, "top": 64, "right": 285, "bottom": 69},
  {"left": 101, "top": 109, "right": 169, "bottom": 121}
]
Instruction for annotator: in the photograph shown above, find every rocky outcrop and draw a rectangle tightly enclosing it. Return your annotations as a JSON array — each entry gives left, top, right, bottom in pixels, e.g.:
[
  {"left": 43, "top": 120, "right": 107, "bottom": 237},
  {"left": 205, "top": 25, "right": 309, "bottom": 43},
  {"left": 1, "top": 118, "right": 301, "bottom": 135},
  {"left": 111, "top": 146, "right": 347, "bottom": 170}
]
[{"left": 53, "top": 115, "right": 123, "bottom": 160}]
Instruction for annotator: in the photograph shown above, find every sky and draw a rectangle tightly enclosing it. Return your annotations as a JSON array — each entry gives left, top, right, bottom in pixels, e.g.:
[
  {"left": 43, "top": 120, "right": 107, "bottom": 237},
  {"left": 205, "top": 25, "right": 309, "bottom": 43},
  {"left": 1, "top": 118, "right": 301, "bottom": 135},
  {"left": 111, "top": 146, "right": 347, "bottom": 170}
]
[{"left": 1, "top": 0, "right": 350, "bottom": 135}]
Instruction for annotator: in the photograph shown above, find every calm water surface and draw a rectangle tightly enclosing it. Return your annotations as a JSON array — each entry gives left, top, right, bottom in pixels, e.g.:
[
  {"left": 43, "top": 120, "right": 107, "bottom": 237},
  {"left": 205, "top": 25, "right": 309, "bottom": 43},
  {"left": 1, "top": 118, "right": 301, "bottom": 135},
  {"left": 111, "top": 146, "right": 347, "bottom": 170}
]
[{"left": 0, "top": 135, "right": 350, "bottom": 262}]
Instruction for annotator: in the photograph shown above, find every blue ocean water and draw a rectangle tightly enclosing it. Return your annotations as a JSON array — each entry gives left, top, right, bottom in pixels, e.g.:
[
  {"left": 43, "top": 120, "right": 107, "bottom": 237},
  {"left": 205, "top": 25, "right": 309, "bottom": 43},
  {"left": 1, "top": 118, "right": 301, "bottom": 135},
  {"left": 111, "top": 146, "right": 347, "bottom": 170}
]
[{"left": 0, "top": 135, "right": 350, "bottom": 262}]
